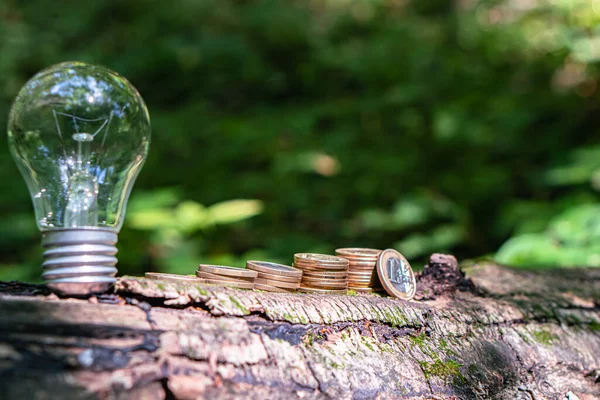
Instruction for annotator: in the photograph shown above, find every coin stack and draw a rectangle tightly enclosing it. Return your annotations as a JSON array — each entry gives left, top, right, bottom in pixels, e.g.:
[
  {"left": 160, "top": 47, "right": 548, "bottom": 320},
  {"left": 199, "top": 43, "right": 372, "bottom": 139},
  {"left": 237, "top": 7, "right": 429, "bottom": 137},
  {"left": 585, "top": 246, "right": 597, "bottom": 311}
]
[
  {"left": 196, "top": 264, "right": 256, "bottom": 289},
  {"left": 246, "top": 261, "right": 302, "bottom": 293},
  {"left": 293, "top": 253, "right": 349, "bottom": 294},
  {"left": 145, "top": 272, "right": 206, "bottom": 285},
  {"left": 335, "top": 248, "right": 384, "bottom": 293}
]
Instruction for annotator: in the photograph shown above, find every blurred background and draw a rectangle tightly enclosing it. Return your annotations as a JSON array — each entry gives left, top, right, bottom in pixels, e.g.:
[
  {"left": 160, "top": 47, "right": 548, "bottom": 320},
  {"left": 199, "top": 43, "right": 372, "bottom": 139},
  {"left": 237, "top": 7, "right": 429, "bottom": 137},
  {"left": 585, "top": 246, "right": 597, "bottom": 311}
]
[{"left": 1, "top": 0, "right": 600, "bottom": 282}]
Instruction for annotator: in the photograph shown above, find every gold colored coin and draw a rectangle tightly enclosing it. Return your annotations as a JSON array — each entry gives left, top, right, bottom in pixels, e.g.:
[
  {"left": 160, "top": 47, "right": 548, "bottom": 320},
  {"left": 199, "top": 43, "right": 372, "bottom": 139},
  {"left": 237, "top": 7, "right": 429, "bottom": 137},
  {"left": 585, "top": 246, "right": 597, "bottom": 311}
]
[
  {"left": 347, "top": 271, "right": 374, "bottom": 276},
  {"left": 196, "top": 271, "right": 255, "bottom": 282},
  {"left": 145, "top": 273, "right": 206, "bottom": 284},
  {"left": 303, "top": 284, "right": 347, "bottom": 291},
  {"left": 347, "top": 276, "right": 373, "bottom": 281},
  {"left": 302, "top": 272, "right": 348, "bottom": 280},
  {"left": 294, "top": 253, "right": 348, "bottom": 265},
  {"left": 202, "top": 279, "right": 255, "bottom": 290},
  {"left": 301, "top": 282, "right": 347, "bottom": 290},
  {"left": 336, "top": 248, "right": 381, "bottom": 258},
  {"left": 302, "top": 270, "right": 347, "bottom": 278},
  {"left": 347, "top": 262, "right": 378, "bottom": 268},
  {"left": 347, "top": 275, "right": 371, "bottom": 279},
  {"left": 293, "top": 262, "right": 348, "bottom": 271},
  {"left": 302, "top": 277, "right": 347, "bottom": 285},
  {"left": 254, "top": 283, "right": 295, "bottom": 293},
  {"left": 198, "top": 264, "right": 258, "bottom": 279},
  {"left": 246, "top": 261, "right": 302, "bottom": 278},
  {"left": 255, "top": 278, "right": 300, "bottom": 289},
  {"left": 376, "top": 249, "right": 416, "bottom": 300},
  {"left": 346, "top": 258, "right": 378, "bottom": 263},
  {"left": 256, "top": 272, "right": 302, "bottom": 283}
]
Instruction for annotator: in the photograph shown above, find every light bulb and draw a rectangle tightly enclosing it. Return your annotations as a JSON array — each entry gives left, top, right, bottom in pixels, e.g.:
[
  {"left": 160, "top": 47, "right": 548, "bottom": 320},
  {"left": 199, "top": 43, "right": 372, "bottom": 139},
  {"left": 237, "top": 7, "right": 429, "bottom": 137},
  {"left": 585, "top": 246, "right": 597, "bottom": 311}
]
[{"left": 7, "top": 62, "right": 151, "bottom": 296}]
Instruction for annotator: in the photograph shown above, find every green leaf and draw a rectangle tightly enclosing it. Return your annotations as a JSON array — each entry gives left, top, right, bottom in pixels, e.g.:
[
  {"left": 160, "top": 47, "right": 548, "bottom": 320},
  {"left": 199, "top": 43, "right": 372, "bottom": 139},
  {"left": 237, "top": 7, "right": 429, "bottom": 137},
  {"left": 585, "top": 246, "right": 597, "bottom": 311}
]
[
  {"left": 127, "top": 188, "right": 181, "bottom": 212},
  {"left": 495, "top": 234, "right": 561, "bottom": 267},
  {"left": 392, "top": 198, "right": 430, "bottom": 228},
  {"left": 207, "top": 199, "right": 264, "bottom": 225},
  {"left": 127, "top": 209, "right": 175, "bottom": 230},
  {"left": 174, "top": 201, "right": 209, "bottom": 234},
  {"left": 548, "top": 204, "right": 600, "bottom": 246},
  {"left": 394, "top": 234, "right": 432, "bottom": 259},
  {"left": 430, "top": 224, "right": 465, "bottom": 249}
]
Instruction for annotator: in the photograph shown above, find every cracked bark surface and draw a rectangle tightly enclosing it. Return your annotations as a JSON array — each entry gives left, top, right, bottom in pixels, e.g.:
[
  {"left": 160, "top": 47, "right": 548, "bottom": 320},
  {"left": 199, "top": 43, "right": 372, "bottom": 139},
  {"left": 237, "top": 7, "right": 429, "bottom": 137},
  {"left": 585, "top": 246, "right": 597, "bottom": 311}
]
[{"left": 0, "top": 260, "right": 599, "bottom": 399}]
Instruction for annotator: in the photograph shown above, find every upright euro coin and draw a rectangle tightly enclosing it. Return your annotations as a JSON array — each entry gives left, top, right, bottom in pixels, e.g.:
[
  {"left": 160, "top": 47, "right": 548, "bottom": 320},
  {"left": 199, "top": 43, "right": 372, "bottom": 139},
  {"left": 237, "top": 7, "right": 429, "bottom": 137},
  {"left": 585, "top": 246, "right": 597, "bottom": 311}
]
[{"left": 376, "top": 249, "right": 416, "bottom": 300}]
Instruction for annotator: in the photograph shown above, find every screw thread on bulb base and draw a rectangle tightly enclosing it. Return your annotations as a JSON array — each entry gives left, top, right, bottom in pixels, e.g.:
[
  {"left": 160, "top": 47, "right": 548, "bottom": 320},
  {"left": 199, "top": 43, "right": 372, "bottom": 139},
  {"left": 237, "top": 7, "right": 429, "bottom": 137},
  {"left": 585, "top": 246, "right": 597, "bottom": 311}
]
[{"left": 41, "top": 228, "right": 118, "bottom": 296}]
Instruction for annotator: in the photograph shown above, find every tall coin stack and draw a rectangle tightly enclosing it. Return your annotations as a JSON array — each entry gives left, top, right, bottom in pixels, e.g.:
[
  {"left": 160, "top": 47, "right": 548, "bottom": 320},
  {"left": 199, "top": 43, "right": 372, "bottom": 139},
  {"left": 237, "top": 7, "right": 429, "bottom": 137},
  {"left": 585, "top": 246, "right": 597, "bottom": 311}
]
[
  {"left": 293, "top": 253, "right": 349, "bottom": 294},
  {"left": 335, "top": 248, "right": 384, "bottom": 293}
]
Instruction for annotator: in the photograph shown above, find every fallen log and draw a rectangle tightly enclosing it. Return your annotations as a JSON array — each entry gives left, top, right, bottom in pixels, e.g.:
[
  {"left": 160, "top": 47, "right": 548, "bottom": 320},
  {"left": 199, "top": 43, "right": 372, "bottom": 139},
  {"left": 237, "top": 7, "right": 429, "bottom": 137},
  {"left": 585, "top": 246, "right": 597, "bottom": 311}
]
[{"left": 0, "top": 257, "right": 598, "bottom": 399}]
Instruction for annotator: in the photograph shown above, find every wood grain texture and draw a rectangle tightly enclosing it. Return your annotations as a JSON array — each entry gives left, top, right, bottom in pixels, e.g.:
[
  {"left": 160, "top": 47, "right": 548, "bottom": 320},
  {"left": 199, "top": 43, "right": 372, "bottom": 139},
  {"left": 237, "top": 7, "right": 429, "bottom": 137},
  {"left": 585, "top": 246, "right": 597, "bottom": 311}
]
[{"left": 0, "top": 260, "right": 599, "bottom": 399}]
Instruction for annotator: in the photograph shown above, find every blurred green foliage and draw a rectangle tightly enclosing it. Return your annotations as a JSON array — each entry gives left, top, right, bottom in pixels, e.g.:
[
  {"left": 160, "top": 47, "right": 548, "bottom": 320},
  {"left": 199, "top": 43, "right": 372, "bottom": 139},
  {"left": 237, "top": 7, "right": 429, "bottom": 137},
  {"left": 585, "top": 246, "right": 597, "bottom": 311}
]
[{"left": 1, "top": 0, "right": 600, "bottom": 280}]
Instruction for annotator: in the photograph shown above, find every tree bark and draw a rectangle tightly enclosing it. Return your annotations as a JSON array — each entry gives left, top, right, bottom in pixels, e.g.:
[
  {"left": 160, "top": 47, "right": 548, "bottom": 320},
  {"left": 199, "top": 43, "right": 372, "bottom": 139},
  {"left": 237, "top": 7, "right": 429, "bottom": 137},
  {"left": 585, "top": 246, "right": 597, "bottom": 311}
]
[{"left": 0, "top": 260, "right": 599, "bottom": 399}]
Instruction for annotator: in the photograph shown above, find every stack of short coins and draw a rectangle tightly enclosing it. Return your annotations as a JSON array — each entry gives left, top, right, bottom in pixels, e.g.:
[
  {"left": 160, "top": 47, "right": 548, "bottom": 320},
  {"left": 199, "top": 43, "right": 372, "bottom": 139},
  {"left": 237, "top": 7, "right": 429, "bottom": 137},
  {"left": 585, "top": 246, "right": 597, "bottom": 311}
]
[
  {"left": 293, "top": 253, "right": 349, "bottom": 294},
  {"left": 335, "top": 248, "right": 384, "bottom": 293},
  {"left": 246, "top": 261, "right": 302, "bottom": 293},
  {"left": 196, "top": 264, "right": 256, "bottom": 289},
  {"left": 145, "top": 272, "right": 205, "bottom": 285}
]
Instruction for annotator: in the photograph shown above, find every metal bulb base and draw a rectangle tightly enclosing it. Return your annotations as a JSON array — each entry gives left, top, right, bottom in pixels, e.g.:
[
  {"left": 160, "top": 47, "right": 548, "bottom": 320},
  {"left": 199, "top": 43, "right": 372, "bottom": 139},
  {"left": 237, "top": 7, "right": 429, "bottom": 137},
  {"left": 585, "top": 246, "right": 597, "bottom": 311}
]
[{"left": 41, "top": 228, "right": 118, "bottom": 296}]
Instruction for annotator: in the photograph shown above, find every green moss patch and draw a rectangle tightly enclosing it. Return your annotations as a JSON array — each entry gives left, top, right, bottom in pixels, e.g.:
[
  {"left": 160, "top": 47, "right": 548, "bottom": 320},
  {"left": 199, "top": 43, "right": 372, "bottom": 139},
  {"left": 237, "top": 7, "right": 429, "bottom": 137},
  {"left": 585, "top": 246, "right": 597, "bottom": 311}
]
[
  {"left": 532, "top": 329, "right": 557, "bottom": 345},
  {"left": 419, "top": 359, "right": 465, "bottom": 385}
]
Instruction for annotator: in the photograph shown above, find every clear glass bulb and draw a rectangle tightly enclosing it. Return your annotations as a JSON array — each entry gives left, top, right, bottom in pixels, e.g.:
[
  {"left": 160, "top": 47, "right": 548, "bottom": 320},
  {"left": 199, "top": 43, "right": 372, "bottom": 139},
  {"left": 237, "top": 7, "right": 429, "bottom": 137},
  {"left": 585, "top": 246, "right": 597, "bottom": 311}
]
[{"left": 7, "top": 61, "right": 151, "bottom": 295}]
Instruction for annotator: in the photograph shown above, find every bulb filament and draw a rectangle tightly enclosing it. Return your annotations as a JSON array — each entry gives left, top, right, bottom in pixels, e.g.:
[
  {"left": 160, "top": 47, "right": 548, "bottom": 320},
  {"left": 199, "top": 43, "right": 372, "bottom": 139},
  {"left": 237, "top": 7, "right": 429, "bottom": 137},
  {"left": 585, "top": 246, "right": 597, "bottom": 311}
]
[{"left": 52, "top": 110, "right": 113, "bottom": 227}]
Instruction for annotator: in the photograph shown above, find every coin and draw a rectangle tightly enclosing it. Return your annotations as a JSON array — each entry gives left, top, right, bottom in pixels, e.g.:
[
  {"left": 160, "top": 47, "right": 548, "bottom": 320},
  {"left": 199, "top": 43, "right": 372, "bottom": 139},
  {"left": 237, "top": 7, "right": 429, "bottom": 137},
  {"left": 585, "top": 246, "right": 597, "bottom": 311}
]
[
  {"left": 302, "top": 280, "right": 347, "bottom": 287},
  {"left": 246, "top": 261, "right": 302, "bottom": 277},
  {"left": 254, "top": 283, "right": 295, "bottom": 293},
  {"left": 294, "top": 262, "right": 348, "bottom": 271},
  {"left": 347, "top": 271, "right": 374, "bottom": 276},
  {"left": 198, "top": 264, "right": 258, "bottom": 279},
  {"left": 341, "top": 257, "right": 378, "bottom": 263},
  {"left": 302, "top": 271, "right": 348, "bottom": 280},
  {"left": 202, "top": 279, "right": 255, "bottom": 289},
  {"left": 255, "top": 272, "right": 302, "bottom": 283},
  {"left": 336, "top": 248, "right": 381, "bottom": 257},
  {"left": 196, "top": 271, "right": 255, "bottom": 282},
  {"left": 347, "top": 282, "right": 370, "bottom": 287},
  {"left": 347, "top": 278, "right": 370, "bottom": 282},
  {"left": 298, "top": 286, "right": 347, "bottom": 294},
  {"left": 145, "top": 272, "right": 207, "bottom": 284},
  {"left": 345, "top": 257, "right": 378, "bottom": 263},
  {"left": 294, "top": 253, "right": 348, "bottom": 265},
  {"left": 347, "top": 262, "right": 378, "bottom": 268},
  {"left": 304, "top": 284, "right": 347, "bottom": 291},
  {"left": 302, "top": 276, "right": 347, "bottom": 285},
  {"left": 255, "top": 278, "right": 300, "bottom": 289},
  {"left": 376, "top": 249, "right": 416, "bottom": 300}
]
